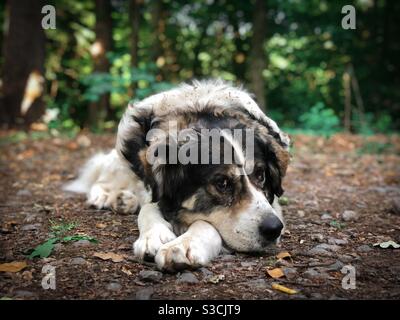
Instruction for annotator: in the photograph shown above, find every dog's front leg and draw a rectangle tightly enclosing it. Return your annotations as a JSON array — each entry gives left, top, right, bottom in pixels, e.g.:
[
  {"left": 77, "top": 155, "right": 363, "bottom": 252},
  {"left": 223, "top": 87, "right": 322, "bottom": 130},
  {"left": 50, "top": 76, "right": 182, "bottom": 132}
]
[
  {"left": 133, "top": 203, "right": 177, "bottom": 260},
  {"left": 155, "top": 220, "right": 222, "bottom": 272}
]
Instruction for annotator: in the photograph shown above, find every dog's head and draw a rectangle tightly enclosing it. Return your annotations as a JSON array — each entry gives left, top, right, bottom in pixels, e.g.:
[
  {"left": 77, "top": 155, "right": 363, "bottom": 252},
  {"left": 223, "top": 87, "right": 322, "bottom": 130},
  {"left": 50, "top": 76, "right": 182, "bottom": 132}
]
[{"left": 117, "top": 80, "right": 290, "bottom": 252}]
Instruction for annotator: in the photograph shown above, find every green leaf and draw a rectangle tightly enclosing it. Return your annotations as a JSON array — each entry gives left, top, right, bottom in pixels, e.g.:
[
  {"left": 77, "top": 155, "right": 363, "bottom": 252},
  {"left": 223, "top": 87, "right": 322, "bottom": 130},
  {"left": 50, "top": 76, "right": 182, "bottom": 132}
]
[
  {"left": 61, "top": 235, "right": 97, "bottom": 243},
  {"left": 28, "top": 238, "right": 58, "bottom": 259}
]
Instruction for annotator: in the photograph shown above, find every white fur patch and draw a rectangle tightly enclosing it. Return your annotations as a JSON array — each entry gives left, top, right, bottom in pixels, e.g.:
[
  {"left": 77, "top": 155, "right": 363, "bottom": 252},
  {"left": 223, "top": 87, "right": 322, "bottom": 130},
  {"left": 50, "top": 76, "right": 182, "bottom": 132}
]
[
  {"left": 133, "top": 203, "right": 177, "bottom": 259},
  {"left": 155, "top": 220, "right": 222, "bottom": 272}
]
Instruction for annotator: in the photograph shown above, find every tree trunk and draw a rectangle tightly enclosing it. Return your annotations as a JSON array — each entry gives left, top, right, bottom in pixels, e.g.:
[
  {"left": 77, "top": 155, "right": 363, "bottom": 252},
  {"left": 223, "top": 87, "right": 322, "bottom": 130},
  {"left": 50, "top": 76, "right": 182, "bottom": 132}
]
[
  {"left": 130, "top": 0, "right": 140, "bottom": 69},
  {"left": 248, "top": 0, "right": 267, "bottom": 112},
  {"left": 129, "top": 0, "right": 140, "bottom": 95},
  {"left": 89, "top": 0, "right": 113, "bottom": 129},
  {"left": 0, "top": 0, "right": 46, "bottom": 128},
  {"left": 343, "top": 66, "right": 352, "bottom": 132}
]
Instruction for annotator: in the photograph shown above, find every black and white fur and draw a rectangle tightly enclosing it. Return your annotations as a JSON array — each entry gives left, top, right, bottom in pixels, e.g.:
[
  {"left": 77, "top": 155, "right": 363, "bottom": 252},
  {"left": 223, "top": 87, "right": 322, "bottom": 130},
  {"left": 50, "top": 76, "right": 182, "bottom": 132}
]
[{"left": 64, "top": 80, "right": 290, "bottom": 272}]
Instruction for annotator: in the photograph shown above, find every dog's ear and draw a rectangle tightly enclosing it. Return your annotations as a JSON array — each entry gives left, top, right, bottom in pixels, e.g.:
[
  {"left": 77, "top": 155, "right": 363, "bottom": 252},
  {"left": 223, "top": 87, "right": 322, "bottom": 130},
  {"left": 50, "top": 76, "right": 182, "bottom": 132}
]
[{"left": 255, "top": 129, "right": 290, "bottom": 198}]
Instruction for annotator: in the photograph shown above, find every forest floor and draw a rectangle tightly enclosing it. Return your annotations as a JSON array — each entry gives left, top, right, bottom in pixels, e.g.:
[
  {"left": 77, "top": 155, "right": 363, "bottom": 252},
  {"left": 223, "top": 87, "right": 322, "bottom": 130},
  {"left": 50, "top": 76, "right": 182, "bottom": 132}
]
[{"left": 0, "top": 131, "right": 399, "bottom": 300}]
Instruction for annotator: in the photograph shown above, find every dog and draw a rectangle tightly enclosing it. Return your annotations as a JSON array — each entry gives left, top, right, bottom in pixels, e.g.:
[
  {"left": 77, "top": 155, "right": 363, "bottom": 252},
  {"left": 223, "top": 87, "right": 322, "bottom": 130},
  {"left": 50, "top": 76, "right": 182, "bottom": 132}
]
[{"left": 64, "top": 80, "right": 290, "bottom": 272}]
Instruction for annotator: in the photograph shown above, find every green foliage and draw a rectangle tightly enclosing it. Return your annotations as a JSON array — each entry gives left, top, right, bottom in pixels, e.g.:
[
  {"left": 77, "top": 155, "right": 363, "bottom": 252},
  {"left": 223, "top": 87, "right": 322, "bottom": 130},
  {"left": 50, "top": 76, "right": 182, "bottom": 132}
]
[
  {"left": 299, "top": 102, "right": 340, "bottom": 136},
  {"left": 28, "top": 220, "right": 97, "bottom": 259}
]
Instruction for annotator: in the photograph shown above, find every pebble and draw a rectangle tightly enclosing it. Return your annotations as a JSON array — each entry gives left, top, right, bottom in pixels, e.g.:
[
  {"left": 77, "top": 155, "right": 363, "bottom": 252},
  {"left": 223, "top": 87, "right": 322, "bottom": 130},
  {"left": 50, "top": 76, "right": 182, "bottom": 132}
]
[
  {"left": 247, "top": 279, "right": 268, "bottom": 289},
  {"left": 240, "top": 261, "right": 257, "bottom": 268},
  {"left": 138, "top": 270, "right": 163, "bottom": 283},
  {"left": 73, "top": 240, "right": 91, "bottom": 247},
  {"left": 315, "top": 243, "right": 341, "bottom": 252},
  {"left": 71, "top": 257, "right": 86, "bottom": 265},
  {"left": 328, "top": 237, "right": 348, "bottom": 245},
  {"left": 342, "top": 210, "right": 359, "bottom": 222},
  {"left": 391, "top": 198, "right": 400, "bottom": 215},
  {"left": 321, "top": 213, "right": 333, "bottom": 220},
  {"left": 135, "top": 287, "right": 154, "bottom": 300},
  {"left": 200, "top": 267, "right": 213, "bottom": 277},
  {"left": 325, "top": 260, "right": 345, "bottom": 271},
  {"left": 357, "top": 244, "right": 372, "bottom": 252},
  {"left": 21, "top": 223, "right": 41, "bottom": 231},
  {"left": 176, "top": 272, "right": 199, "bottom": 284},
  {"left": 311, "top": 234, "right": 324, "bottom": 242},
  {"left": 106, "top": 282, "right": 122, "bottom": 291},
  {"left": 297, "top": 210, "right": 305, "bottom": 217},
  {"left": 304, "top": 268, "right": 328, "bottom": 279},
  {"left": 308, "top": 247, "right": 332, "bottom": 257},
  {"left": 17, "top": 189, "right": 32, "bottom": 197},
  {"left": 14, "top": 290, "right": 37, "bottom": 298},
  {"left": 282, "top": 267, "right": 297, "bottom": 280},
  {"left": 338, "top": 254, "right": 354, "bottom": 263},
  {"left": 219, "top": 254, "right": 236, "bottom": 261}
]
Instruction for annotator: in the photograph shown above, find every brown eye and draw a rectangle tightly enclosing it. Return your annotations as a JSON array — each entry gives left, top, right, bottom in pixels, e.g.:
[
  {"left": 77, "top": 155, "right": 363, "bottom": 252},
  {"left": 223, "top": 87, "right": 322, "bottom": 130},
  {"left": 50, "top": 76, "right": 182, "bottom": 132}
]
[
  {"left": 255, "top": 167, "right": 265, "bottom": 185},
  {"left": 213, "top": 176, "right": 233, "bottom": 193}
]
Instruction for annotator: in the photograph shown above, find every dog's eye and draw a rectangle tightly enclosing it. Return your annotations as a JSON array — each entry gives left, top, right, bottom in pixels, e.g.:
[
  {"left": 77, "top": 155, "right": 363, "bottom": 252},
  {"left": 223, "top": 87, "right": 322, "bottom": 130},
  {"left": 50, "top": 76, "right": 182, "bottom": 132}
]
[
  {"left": 254, "top": 167, "right": 265, "bottom": 185},
  {"left": 213, "top": 176, "right": 233, "bottom": 193}
]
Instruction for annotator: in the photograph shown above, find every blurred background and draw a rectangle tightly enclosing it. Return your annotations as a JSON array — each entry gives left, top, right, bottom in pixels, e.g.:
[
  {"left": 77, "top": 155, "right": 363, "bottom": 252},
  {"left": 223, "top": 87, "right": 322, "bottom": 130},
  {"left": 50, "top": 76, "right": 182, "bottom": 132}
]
[{"left": 0, "top": 0, "right": 399, "bottom": 137}]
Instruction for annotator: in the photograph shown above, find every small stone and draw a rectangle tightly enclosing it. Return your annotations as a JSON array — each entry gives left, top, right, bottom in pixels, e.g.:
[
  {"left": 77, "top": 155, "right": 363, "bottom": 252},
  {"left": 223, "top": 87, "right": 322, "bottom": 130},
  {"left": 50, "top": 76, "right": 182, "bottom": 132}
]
[
  {"left": 24, "top": 213, "right": 38, "bottom": 223},
  {"left": 135, "top": 287, "right": 154, "bottom": 300},
  {"left": 138, "top": 270, "right": 163, "bottom": 283},
  {"left": 391, "top": 198, "right": 400, "bottom": 215},
  {"left": 321, "top": 213, "right": 332, "bottom": 220},
  {"left": 73, "top": 240, "right": 91, "bottom": 247},
  {"left": 200, "top": 267, "right": 213, "bottom": 277},
  {"left": 342, "top": 210, "right": 358, "bottom": 222},
  {"left": 282, "top": 267, "right": 297, "bottom": 280},
  {"left": 247, "top": 279, "right": 268, "bottom": 289},
  {"left": 328, "top": 237, "right": 348, "bottom": 245},
  {"left": 106, "top": 282, "right": 122, "bottom": 291},
  {"left": 14, "top": 290, "right": 37, "bottom": 298},
  {"left": 177, "top": 271, "right": 199, "bottom": 284},
  {"left": 304, "top": 268, "right": 328, "bottom": 279},
  {"left": 357, "top": 244, "right": 372, "bottom": 252},
  {"left": 308, "top": 247, "right": 332, "bottom": 257},
  {"left": 311, "top": 234, "right": 324, "bottom": 242},
  {"left": 315, "top": 243, "right": 341, "bottom": 252},
  {"left": 325, "top": 260, "right": 345, "bottom": 271},
  {"left": 17, "top": 189, "right": 32, "bottom": 197},
  {"left": 21, "top": 223, "right": 41, "bottom": 231},
  {"left": 338, "top": 254, "right": 354, "bottom": 263},
  {"left": 240, "top": 261, "right": 257, "bottom": 268},
  {"left": 71, "top": 257, "right": 86, "bottom": 265},
  {"left": 219, "top": 254, "right": 236, "bottom": 261}
]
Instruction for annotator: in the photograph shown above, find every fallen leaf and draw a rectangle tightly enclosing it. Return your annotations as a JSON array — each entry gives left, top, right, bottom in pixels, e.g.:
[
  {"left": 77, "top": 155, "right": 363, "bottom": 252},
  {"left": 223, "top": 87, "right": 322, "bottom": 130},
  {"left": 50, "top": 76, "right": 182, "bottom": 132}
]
[
  {"left": 266, "top": 268, "right": 285, "bottom": 279},
  {"left": 93, "top": 252, "right": 125, "bottom": 263},
  {"left": 276, "top": 251, "right": 292, "bottom": 260},
  {"left": 121, "top": 266, "right": 132, "bottom": 276},
  {"left": 0, "top": 261, "right": 27, "bottom": 273},
  {"left": 272, "top": 283, "right": 298, "bottom": 295},
  {"left": 208, "top": 274, "right": 225, "bottom": 284},
  {"left": 96, "top": 223, "right": 107, "bottom": 229},
  {"left": 373, "top": 240, "right": 400, "bottom": 249}
]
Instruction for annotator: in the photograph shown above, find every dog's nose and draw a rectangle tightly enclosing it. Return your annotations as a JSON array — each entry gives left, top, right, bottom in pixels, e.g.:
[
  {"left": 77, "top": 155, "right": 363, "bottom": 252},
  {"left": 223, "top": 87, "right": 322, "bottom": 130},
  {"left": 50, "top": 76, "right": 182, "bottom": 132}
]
[{"left": 259, "top": 216, "right": 283, "bottom": 241}]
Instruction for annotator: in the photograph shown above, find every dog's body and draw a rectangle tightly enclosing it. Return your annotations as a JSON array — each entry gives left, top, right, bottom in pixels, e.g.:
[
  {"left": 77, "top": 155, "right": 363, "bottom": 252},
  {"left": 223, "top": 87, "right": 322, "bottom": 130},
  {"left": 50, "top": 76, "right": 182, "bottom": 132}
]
[{"left": 65, "top": 80, "right": 290, "bottom": 271}]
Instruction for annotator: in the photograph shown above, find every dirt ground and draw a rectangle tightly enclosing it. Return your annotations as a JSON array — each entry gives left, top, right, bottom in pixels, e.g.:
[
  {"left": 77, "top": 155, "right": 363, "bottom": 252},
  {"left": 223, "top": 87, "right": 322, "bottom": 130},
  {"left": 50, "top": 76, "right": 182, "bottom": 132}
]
[{"left": 1, "top": 132, "right": 399, "bottom": 300}]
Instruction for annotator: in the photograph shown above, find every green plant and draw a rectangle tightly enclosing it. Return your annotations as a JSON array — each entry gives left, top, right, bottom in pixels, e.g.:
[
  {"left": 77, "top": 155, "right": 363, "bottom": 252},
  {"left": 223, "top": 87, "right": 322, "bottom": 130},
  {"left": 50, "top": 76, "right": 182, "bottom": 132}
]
[
  {"left": 299, "top": 102, "right": 340, "bottom": 136},
  {"left": 28, "top": 220, "right": 97, "bottom": 259}
]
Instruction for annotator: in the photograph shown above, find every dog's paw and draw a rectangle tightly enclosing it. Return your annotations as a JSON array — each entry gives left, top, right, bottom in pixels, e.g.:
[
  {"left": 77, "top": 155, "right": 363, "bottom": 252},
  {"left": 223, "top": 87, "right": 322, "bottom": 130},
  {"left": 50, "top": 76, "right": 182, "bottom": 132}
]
[
  {"left": 155, "top": 236, "right": 210, "bottom": 272},
  {"left": 133, "top": 224, "right": 177, "bottom": 260},
  {"left": 88, "top": 185, "right": 139, "bottom": 214}
]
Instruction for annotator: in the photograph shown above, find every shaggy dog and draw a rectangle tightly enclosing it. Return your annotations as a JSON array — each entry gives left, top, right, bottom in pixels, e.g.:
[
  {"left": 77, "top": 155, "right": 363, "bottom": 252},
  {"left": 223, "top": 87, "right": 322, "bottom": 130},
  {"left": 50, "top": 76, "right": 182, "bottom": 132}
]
[{"left": 65, "top": 80, "right": 290, "bottom": 271}]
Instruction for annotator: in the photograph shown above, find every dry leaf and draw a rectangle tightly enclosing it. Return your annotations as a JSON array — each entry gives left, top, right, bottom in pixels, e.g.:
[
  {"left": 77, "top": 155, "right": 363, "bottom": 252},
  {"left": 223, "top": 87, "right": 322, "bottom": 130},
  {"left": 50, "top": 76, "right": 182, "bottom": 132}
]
[
  {"left": 272, "top": 283, "right": 298, "bottom": 295},
  {"left": 0, "top": 261, "right": 27, "bottom": 273},
  {"left": 96, "top": 223, "right": 107, "bottom": 229},
  {"left": 373, "top": 240, "right": 400, "bottom": 249},
  {"left": 93, "top": 252, "right": 125, "bottom": 263},
  {"left": 266, "top": 268, "right": 285, "bottom": 279},
  {"left": 121, "top": 266, "right": 132, "bottom": 276},
  {"left": 208, "top": 274, "right": 225, "bottom": 284},
  {"left": 276, "top": 251, "right": 292, "bottom": 260}
]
